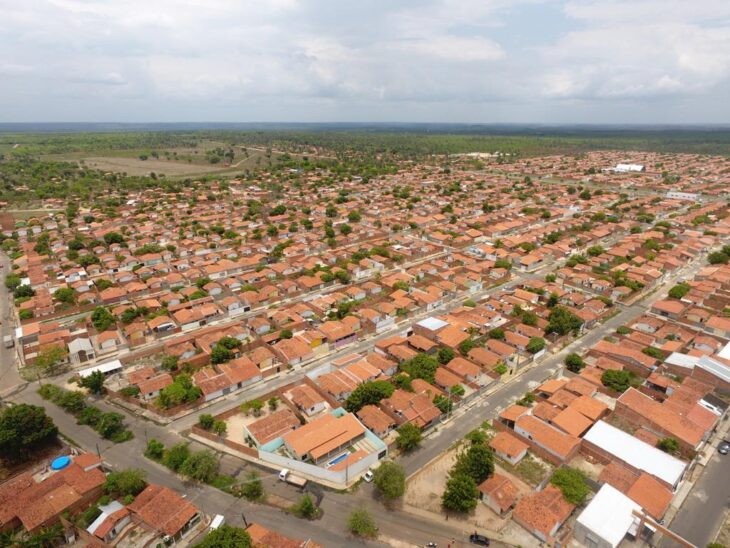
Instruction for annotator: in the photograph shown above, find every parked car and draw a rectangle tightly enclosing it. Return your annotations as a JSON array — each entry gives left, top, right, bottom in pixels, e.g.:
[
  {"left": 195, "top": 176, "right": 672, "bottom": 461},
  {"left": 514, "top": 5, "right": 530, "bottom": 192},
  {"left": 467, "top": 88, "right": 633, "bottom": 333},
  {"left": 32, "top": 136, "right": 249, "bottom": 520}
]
[
  {"left": 719, "top": 441, "right": 730, "bottom": 455},
  {"left": 469, "top": 533, "right": 490, "bottom": 546},
  {"left": 363, "top": 469, "right": 374, "bottom": 482}
]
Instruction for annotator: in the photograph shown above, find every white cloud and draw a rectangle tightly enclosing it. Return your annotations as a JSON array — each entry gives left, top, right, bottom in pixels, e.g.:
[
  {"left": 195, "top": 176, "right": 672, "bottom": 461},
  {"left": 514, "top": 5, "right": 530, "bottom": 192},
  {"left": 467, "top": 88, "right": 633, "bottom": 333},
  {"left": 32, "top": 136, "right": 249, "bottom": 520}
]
[{"left": 0, "top": 0, "right": 728, "bottom": 122}]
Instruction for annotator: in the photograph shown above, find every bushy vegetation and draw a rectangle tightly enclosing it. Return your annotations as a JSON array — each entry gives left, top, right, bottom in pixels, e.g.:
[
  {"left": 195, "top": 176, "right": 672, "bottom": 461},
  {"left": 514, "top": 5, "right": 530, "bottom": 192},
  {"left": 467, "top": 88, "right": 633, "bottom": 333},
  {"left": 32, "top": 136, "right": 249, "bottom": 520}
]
[
  {"left": 38, "top": 384, "right": 132, "bottom": 442},
  {"left": 550, "top": 468, "right": 590, "bottom": 505}
]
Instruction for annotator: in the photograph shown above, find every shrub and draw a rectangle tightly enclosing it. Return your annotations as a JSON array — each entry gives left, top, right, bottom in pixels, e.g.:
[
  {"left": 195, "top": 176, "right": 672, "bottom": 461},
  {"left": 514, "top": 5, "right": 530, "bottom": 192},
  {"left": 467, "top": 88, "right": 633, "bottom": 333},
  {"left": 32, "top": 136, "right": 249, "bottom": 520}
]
[
  {"left": 180, "top": 451, "right": 218, "bottom": 483},
  {"left": 198, "top": 414, "right": 215, "bottom": 430},
  {"left": 290, "top": 494, "right": 320, "bottom": 519},
  {"left": 163, "top": 443, "right": 190, "bottom": 471},
  {"left": 347, "top": 508, "right": 378, "bottom": 538},
  {"left": 550, "top": 468, "right": 589, "bottom": 505},
  {"left": 395, "top": 423, "right": 422, "bottom": 452},
  {"left": 373, "top": 461, "right": 406, "bottom": 500},
  {"left": 657, "top": 437, "right": 680, "bottom": 455},
  {"left": 601, "top": 369, "right": 639, "bottom": 393},
  {"left": 564, "top": 353, "right": 584, "bottom": 373},
  {"left": 144, "top": 439, "right": 165, "bottom": 461},
  {"left": 238, "top": 471, "right": 264, "bottom": 501},
  {"left": 104, "top": 469, "right": 146, "bottom": 497}
]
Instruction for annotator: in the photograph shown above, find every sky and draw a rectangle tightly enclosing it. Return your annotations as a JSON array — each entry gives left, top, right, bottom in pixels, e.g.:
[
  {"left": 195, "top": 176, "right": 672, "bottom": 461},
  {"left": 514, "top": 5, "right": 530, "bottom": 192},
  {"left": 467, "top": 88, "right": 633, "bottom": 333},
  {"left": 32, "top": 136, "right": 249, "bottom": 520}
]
[{"left": 1, "top": 0, "right": 729, "bottom": 124}]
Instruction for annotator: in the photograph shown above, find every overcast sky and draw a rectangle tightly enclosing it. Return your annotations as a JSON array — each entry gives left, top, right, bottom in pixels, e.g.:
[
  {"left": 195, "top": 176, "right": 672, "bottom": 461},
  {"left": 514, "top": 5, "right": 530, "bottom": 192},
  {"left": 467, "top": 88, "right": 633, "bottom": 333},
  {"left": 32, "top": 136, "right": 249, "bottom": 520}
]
[{"left": 1, "top": 0, "right": 729, "bottom": 123}]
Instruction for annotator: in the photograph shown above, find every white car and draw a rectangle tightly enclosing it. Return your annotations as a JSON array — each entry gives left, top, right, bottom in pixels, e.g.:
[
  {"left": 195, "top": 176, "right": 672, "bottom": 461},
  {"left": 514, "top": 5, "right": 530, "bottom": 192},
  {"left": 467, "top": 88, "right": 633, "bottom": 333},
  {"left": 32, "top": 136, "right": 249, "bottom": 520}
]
[{"left": 363, "top": 470, "right": 374, "bottom": 482}]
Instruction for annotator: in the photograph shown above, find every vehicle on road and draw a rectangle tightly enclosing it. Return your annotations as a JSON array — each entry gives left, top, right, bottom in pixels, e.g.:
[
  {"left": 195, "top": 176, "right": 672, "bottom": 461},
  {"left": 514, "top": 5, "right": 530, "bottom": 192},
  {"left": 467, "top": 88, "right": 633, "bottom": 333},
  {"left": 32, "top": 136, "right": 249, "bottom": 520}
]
[
  {"left": 278, "top": 468, "right": 308, "bottom": 488},
  {"left": 363, "top": 469, "right": 374, "bottom": 482},
  {"left": 469, "top": 533, "right": 491, "bottom": 546},
  {"left": 3, "top": 335, "right": 12, "bottom": 348},
  {"left": 719, "top": 441, "right": 729, "bottom": 455},
  {"left": 209, "top": 514, "right": 225, "bottom": 530}
]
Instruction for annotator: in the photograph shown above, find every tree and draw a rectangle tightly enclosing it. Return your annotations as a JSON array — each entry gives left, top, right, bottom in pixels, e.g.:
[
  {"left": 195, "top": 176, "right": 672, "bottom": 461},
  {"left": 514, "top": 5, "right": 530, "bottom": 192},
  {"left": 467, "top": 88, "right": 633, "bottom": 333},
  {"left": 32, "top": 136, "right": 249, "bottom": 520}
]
[
  {"left": 212, "top": 420, "right": 227, "bottom": 436},
  {"left": 163, "top": 442, "right": 191, "bottom": 471},
  {"left": 668, "top": 282, "right": 690, "bottom": 299},
  {"left": 195, "top": 525, "right": 252, "bottom": 548},
  {"left": 400, "top": 353, "right": 439, "bottom": 384},
  {"left": 373, "top": 461, "right": 406, "bottom": 500},
  {"left": 657, "top": 437, "right": 680, "bottom": 455},
  {"left": 144, "top": 439, "right": 165, "bottom": 460},
  {"left": 395, "top": 423, "right": 422, "bottom": 452},
  {"left": 97, "top": 412, "right": 126, "bottom": 440},
  {"left": 91, "top": 306, "right": 115, "bottom": 332},
  {"left": 458, "top": 339, "right": 477, "bottom": 356},
  {"left": 103, "top": 231, "right": 124, "bottom": 245},
  {"left": 198, "top": 414, "right": 215, "bottom": 430},
  {"left": 344, "top": 380, "right": 395, "bottom": 412},
  {"left": 279, "top": 328, "right": 293, "bottom": 339},
  {"left": 488, "top": 328, "right": 505, "bottom": 340},
  {"left": 564, "top": 353, "right": 584, "bottom": 373},
  {"left": 441, "top": 473, "right": 479, "bottom": 513},
  {"left": 708, "top": 251, "right": 729, "bottom": 265},
  {"left": 14, "top": 284, "right": 35, "bottom": 298},
  {"left": 54, "top": 287, "right": 76, "bottom": 304},
  {"left": 211, "top": 344, "right": 234, "bottom": 364},
  {"left": 526, "top": 337, "right": 546, "bottom": 354},
  {"left": 546, "top": 306, "right": 583, "bottom": 336},
  {"left": 452, "top": 444, "right": 494, "bottom": 484},
  {"left": 238, "top": 471, "right": 264, "bottom": 501},
  {"left": 79, "top": 370, "right": 105, "bottom": 395},
  {"left": 161, "top": 355, "right": 179, "bottom": 371},
  {"left": 437, "top": 346, "right": 456, "bottom": 365},
  {"left": 35, "top": 345, "right": 67, "bottom": 373},
  {"left": 104, "top": 469, "right": 146, "bottom": 497},
  {"left": 290, "top": 494, "right": 320, "bottom": 519},
  {"left": 339, "top": 223, "right": 352, "bottom": 236},
  {"left": 347, "top": 508, "right": 378, "bottom": 538},
  {"left": 550, "top": 468, "right": 589, "bottom": 505},
  {"left": 601, "top": 369, "right": 638, "bottom": 392},
  {"left": 180, "top": 450, "right": 218, "bottom": 483},
  {"left": 4, "top": 273, "right": 21, "bottom": 290},
  {"left": 0, "top": 404, "right": 58, "bottom": 462}
]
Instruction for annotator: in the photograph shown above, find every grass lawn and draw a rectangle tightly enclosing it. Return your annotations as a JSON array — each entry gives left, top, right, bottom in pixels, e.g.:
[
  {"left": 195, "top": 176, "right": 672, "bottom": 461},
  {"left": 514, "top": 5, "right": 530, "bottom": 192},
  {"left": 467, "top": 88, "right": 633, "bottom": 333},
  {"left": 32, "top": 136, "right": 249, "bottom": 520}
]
[{"left": 496, "top": 453, "right": 551, "bottom": 486}]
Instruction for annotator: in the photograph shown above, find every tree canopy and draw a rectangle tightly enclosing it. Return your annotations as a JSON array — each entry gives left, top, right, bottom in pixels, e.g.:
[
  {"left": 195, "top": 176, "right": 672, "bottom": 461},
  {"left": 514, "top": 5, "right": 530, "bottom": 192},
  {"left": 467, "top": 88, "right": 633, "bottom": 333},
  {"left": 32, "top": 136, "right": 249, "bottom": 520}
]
[{"left": 0, "top": 404, "right": 58, "bottom": 463}]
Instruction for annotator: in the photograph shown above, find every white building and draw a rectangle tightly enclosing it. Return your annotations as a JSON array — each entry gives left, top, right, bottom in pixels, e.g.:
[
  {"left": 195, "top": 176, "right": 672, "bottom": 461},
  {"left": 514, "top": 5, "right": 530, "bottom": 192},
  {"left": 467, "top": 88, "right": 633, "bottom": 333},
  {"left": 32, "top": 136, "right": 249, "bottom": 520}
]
[
  {"left": 582, "top": 420, "right": 686, "bottom": 489},
  {"left": 574, "top": 484, "right": 650, "bottom": 548},
  {"left": 613, "top": 163, "right": 645, "bottom": 173},
  {"left": 666, "top": 191, "right": 699, "bottom": 202}
]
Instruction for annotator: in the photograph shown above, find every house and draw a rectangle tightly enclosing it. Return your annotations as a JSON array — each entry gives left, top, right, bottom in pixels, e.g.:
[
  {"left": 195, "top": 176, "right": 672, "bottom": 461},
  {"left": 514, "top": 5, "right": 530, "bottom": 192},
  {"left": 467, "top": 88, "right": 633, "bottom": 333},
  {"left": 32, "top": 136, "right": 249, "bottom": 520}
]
[
  {"left": 285, "top": 384, "right": 328, "bottom": 417},
  {"left": 218, "top": 356, "right": 262, "bottom": 390},
  {"left": 246, "top": 522, "right": 322, "bottom": 548},
  {"left": 581, "top": 420, "right": 686, "bottom": 490},
  {"left": 574, "top": 484, "right": 645, "bottom": 548},
  {"left": 281, "top": 412, "right": 366, "bottom": 464},
  {"left": 478, "top": 473, "right": 518, "bottom": 516},
  {"left": 489, "top": 431, "right": 528, "bottom": 465},
  {"left": 127, "top": 484, "right": 201, "bottom": 543},
  {"left": 513, "top": 415, "right": 581, "bottom": 465},
  {"left": 68, "top": 337, "right": 95, "bottom": 364},
  {"left": 244, "top": 408, "right": 300, "bottom": 447},
  {"left": 136, "top": 373, "right": 173, "bottom": 401},
  {"left": 513, "top": 485, "right": 574, "bottom": 543},
  {"left": 0, "top": 453, "right": 105, "bottom": 533},
  {"left": 87, "top": 501, "right": 131, "bottom": 543},
  {"left": 356, "top": 404, "right": 397, "bottom": 438}
]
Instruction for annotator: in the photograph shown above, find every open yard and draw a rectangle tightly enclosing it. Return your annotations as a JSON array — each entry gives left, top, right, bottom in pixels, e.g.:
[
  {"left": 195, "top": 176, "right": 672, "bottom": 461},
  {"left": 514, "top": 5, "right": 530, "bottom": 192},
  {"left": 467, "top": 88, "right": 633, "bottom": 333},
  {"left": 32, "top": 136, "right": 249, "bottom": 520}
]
[
  {"left": 404, "top": 442, "right": 535, "bottom": 536},
  {"left": 83, "top": 156, "right": 219, "bottom": 176}
]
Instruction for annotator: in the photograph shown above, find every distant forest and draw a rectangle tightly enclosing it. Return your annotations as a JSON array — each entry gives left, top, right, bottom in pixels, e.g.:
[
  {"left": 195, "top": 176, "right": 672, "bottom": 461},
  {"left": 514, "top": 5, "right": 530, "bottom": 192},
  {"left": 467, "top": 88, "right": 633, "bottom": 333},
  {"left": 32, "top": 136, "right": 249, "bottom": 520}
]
[{"left": 1, "top": 124, "right": 730, "bottom": 158}]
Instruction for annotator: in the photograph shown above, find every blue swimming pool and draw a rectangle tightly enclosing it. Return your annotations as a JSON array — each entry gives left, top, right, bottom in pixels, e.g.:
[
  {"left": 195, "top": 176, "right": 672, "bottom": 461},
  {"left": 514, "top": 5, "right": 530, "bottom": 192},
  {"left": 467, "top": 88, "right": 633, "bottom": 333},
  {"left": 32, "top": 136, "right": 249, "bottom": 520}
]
[{"left": 327, "top": 452, "right": 348, "bottom": 466}]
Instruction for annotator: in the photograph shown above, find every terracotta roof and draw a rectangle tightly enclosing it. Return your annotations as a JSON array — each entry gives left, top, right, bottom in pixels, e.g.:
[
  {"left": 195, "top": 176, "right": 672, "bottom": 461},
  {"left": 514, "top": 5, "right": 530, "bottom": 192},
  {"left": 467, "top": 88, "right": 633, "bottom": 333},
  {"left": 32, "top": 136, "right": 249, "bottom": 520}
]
[
  {"left": 127, "top": 484, "right": 198, "bottom": 537},
  {"left": 478, "top": 473, "right": 518, "bottom": 513},
  {"left": 626, "top": 473, "right": 673, "bottom": 519},
  {"left": 489, "top": 431, "right": 529, "bottom": 459},
  {"left": 513, "top": 485, "right": 574, "bottom": 539},
  {"left": 283, "top": 412, "right": 365, "bottom": 461}
]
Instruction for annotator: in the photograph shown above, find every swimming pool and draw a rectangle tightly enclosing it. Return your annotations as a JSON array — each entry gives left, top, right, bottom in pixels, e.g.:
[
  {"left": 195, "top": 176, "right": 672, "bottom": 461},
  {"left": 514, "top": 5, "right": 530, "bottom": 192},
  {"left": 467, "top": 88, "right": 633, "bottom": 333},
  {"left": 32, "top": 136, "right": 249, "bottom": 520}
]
[{"left": 327, "top": 452, "right": 349, "bottom": 467}]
